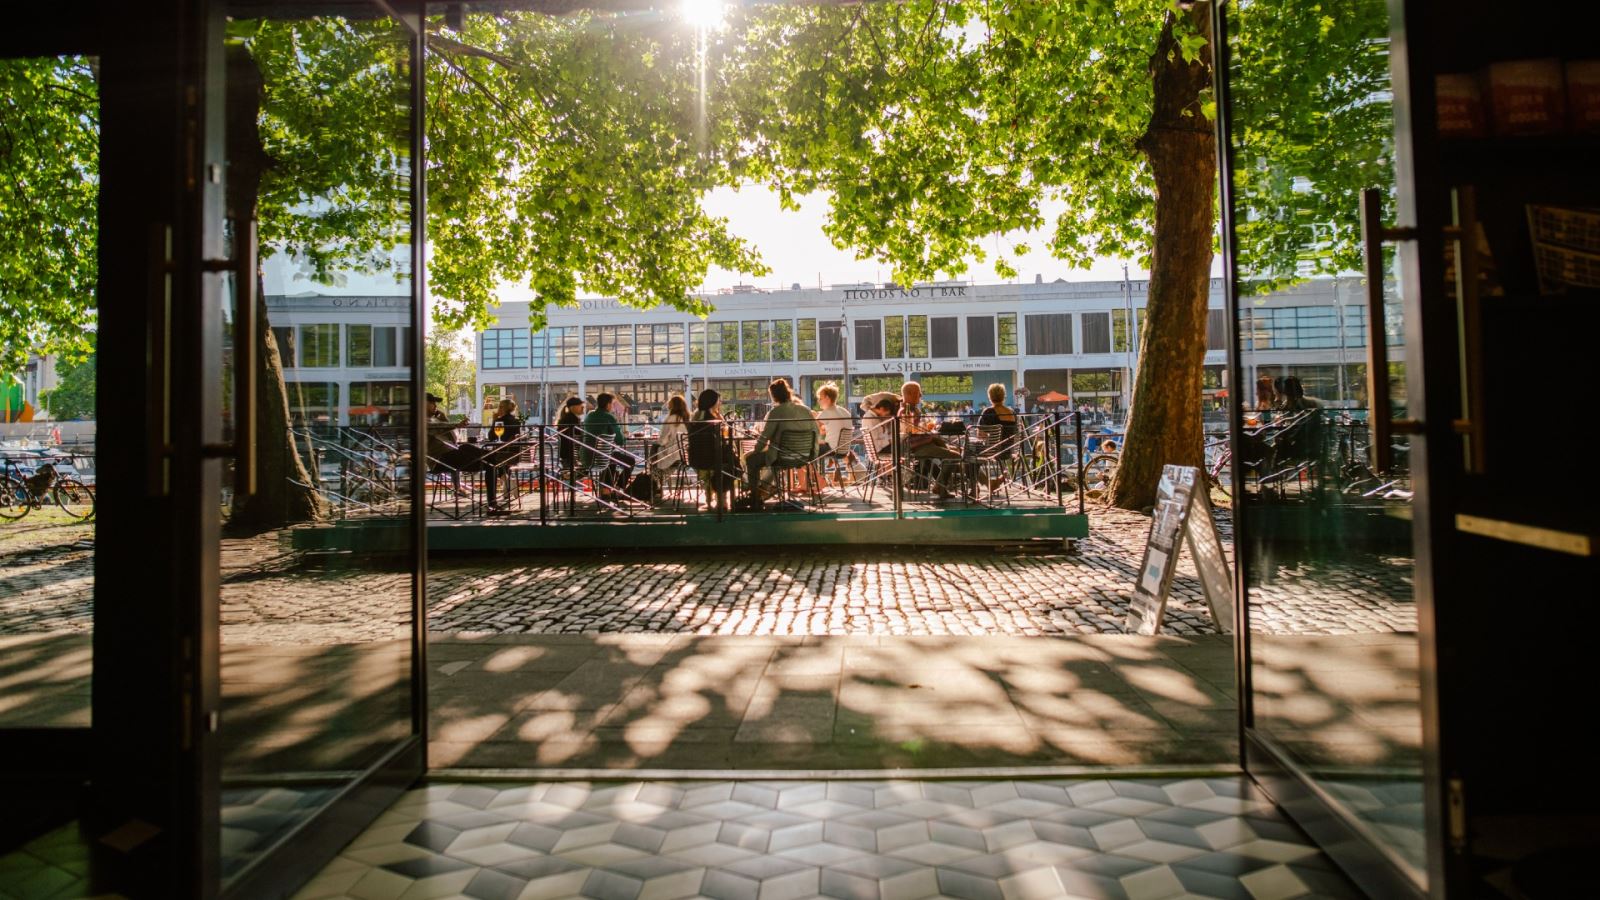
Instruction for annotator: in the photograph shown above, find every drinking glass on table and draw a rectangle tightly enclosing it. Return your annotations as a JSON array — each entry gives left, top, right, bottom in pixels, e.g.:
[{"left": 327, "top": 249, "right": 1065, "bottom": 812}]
[{"left": 491, "top": 423, "right": 505, "bottom": 441}]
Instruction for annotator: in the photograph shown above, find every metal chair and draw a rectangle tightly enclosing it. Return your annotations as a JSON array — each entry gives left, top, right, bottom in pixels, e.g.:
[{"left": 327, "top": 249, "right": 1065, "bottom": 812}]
[{"left": 770, "top": 428, "right": 820, "bottom": 510}]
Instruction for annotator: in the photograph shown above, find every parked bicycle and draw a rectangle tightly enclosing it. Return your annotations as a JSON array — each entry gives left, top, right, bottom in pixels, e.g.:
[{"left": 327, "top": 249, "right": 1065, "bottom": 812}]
[{"left": 0, "top": 460, "right": 95, "bottom": 522}]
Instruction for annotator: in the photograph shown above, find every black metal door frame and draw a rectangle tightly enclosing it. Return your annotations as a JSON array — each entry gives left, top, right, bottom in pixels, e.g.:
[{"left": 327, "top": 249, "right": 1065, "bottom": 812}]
[{"left": 3, "top": 2, "right": 429, "bottom": 896}]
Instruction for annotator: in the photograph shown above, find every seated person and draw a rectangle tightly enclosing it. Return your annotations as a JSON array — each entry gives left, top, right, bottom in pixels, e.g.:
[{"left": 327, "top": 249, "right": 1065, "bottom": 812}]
[
  {"left": 650, "top": 394, "right": 692, "bottom": 480},
  {"left": 581, "top": 392, "right": 638, "bottom": 491},
  {"left": 860, "top": 394, "right": 899, "bottom": 468},
  {"left": 814, "top": 381, "right": 855, "bottom": 483},
  {"left": 898, "top": 381, "right": 963, "bottom": 498},
  {"left": 739, "top": 378, "right": 819, "bottom": 510},
  {"left": 556, "top": 396, "right": 584, "bottom": 473},
  {"left": 689, "top": 389, "right": 741, "bottom": 511},
  {"left": 482, "top": 397, "right": 522, "bottom": 512},
  {"left": 425, "top": 392, "right": 483, "bottom": 496}
]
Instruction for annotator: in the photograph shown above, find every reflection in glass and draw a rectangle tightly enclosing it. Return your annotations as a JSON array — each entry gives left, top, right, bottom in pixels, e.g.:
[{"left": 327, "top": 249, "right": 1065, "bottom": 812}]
[
  {"left": 0, "top": 54, "right": 99, "bottom": 731},
  {"left": 217, "top": 6, "right": 415, "bottom": 883},
  {"left": 1226, "top": 0, "right": 1426, "bottom": 882}
]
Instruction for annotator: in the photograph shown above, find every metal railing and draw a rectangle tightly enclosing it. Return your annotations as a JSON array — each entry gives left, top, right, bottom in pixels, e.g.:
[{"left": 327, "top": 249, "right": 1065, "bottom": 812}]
[{"left": 271, "top": 412, "right": 1097, "bottom": 523}]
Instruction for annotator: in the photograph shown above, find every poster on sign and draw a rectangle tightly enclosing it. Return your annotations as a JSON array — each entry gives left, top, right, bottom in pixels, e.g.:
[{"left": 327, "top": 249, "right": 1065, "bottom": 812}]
[{"left": 1125, "top": 465, "right": 1235, "bottom": 635}]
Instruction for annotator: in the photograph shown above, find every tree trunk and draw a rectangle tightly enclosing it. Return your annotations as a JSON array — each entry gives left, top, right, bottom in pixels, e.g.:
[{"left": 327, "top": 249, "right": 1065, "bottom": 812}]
[
  {"left": 1110, "top": 3, "right": 1216, "bottom": 511},
  {"left": 223, "top": 45, "right": 326, "bottom": 531}
]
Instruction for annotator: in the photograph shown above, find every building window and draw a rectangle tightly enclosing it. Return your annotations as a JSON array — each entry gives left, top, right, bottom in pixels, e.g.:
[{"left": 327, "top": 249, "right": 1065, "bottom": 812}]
[
  {"left": 373, "top": 326, "right": 399, "bottom": 366},
  {"left": 287, "top": 381, "right": 338, "bottom": 425},
  {"left": 819, "top": 320, "right": 844, "bottom": 361},
  {"left": 930, "top": 317, "right": 958, "bottom": 358},
  {"left": 703, "top": 322, "right": 740, "bottom": 363},
  {"left": 1080, "top": 313, "right": 1111, "bottom": 354},
  {"left": 635, "top": 323, "right": 685, "bottom": 365},
  {"left": 968, "top": 317, "right": 996, "bottom": 357},
  {"left": 347, "top": 324, "right": 374, "bottom": 366},
  {"left": 1024, "top": 314, "right": 1073, "bottom": 355},
  {"left": 272, "top": 327, "right": 297, "bottom": 368},
  {"left": 689, "top": 322, "right": 706, "bottom": 363},
  {"left": 481, "top": 327, "right": 530, "bottom": 370},
  {"left": 997, "top": 313, "right": 1018, "bottom": 356},
  {"left": 851, "top": 374, "right": 902, "bottom": 396},
  {"left": 531, "top": 326, "right": 580, "bottom": 367},
  {"left": 771, "top": 320, "right": 794, "bottom": 362},
  {"left": 1244, "top": 306, "right": 1359, "bottom": 350},
  {"left": 909, "top": 315, "right": 931, "bottom": 358},
  {"left": 1071, "top": 369, "right": 1122, "bottom": 395},
  {"left": 583, "top": 324, "right": 633, "bottom": 366},
  {"left": 1112, "top": 308, "right": 1143, "bottom": 352},
  {"left": 797, "top": 319, "right": 817, "bottom": 361},
  {"left": 299, "top": 324, "right": 341, "bottom": 367},
  {"left": 919, "top": 374, "right": 973, "bottom": 396},
  {"left": 1206, "top": 309, "right": 1228, "bottom": 351},
  {"left": 742, "top": 321, "right": 770, "bottom": 362},
  {"left": 884, "top": 316, "right": 905, "bottom": 358},
  {"left": 854, "top": 320, "right": 883, "bottom": 360}
]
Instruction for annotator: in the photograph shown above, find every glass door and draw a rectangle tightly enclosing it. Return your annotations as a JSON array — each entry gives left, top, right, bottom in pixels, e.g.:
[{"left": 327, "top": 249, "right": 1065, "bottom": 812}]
[
  {"left": 1214, "top": 0, "right": 1432, "bottom": 895},
  {"left": 207, "top": 1, "right": 428, "bottom": 895}
]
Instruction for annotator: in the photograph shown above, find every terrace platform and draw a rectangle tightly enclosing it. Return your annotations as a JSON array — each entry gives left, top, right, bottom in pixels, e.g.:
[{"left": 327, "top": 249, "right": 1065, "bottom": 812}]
[{"left": 294, "top": 503, "right": 1089, "bottom": 552}]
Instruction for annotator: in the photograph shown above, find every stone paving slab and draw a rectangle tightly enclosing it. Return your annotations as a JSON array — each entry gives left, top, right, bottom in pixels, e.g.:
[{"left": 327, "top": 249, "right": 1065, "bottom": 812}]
[{"left": 426, "top": 634, "right": 1240, "bottom": 772}]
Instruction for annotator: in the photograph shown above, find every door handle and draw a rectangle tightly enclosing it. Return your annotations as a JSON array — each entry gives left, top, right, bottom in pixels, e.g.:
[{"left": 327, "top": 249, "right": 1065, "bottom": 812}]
[
  {"left": 1359, "top": 188, "right": 1421, "bottom": 472},
  {"left": 201, "top": 219, "right": 258, "bottom": 498},
  {"left": 1450, "top": 187, "right": 1487, "bottom": 474}
]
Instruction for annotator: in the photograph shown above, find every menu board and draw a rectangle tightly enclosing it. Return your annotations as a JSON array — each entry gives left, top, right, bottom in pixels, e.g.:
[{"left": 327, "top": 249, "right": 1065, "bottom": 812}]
[{"left": 1125, "top": 465, "right": 1235, "bottom": 635}]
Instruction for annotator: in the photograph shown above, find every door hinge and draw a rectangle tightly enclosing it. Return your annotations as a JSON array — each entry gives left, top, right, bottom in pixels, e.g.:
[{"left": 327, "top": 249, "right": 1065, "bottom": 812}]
[{"left": 1448, "top": 777, "right": 1467, "bottom": 852}]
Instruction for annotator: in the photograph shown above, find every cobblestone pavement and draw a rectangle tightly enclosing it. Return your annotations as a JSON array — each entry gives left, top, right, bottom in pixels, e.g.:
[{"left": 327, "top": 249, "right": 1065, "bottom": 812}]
[{"left": 2, "top": 508, "right": 1414, "bottom": 642}]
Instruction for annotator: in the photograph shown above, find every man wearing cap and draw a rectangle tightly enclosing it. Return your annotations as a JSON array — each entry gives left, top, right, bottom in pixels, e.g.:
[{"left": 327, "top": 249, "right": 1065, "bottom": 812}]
[{"left": 426, "top": 392, "right": 483, "bottom": 496}]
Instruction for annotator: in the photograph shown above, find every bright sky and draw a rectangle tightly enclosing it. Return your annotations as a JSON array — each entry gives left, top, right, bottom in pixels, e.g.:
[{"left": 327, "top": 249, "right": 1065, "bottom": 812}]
[{"left": 489, "top": 184, "right": 1185, "bottom": 309}]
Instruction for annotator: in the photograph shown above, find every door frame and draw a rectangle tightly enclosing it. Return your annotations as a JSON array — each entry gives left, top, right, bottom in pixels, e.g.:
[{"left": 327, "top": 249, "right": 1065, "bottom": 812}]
[{"left": 214, "top": 2, "right": 431, "bottom": 897}]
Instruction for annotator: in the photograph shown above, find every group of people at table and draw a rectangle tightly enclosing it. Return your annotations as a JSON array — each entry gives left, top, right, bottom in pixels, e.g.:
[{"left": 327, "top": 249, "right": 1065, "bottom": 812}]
[{"left": 425, "top": 377, "right": 1022, "bottom": 514}]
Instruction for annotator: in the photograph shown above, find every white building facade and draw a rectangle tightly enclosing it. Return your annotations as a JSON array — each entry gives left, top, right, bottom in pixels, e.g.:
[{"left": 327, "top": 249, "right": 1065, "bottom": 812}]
[{"left": 472, "top": 276, "right": 1387, "bottom": 424}]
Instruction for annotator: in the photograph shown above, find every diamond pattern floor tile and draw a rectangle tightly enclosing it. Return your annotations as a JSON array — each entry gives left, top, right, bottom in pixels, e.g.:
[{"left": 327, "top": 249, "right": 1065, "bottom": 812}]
[{"left": 285, "top": 777, "right": 1365, "bottom": 900}]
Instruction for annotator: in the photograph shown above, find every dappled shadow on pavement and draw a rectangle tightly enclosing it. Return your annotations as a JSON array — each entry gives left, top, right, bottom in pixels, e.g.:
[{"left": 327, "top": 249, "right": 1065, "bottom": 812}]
[{"left": 426, "top": 634, "right": 1240, "bottom": 771}]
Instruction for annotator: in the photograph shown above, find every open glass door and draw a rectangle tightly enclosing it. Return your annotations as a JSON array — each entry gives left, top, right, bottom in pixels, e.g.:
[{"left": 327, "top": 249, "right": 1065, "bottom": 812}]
[
  {"left": 1214, "top": 0, "right": 1432, "bottom": 895},
  {"left": 208, "top": 1, "right": 428, "bottom": 895}
]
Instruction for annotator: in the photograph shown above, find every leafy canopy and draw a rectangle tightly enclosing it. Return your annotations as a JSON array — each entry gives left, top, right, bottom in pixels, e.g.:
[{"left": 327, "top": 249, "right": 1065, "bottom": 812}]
[
  {"left": 2, "top": 2, "right": 1394, "bottom": 368},
  {"left": 0, "top": 56, "right": 98, "bottom": 372}
]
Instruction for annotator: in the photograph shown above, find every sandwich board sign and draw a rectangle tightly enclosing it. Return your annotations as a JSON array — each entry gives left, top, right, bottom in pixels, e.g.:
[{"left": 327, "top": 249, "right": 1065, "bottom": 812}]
[{"left": 1125, "top": 465, "right": 1235, "bottom": 635}]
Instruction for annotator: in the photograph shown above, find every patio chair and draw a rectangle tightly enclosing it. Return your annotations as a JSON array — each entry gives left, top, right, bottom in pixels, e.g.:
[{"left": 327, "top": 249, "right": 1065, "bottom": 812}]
[
  {"left": 819, "top": 425, "right": 856, "bottom": 489},
  {"left": 969, "top": 424, "right": 1017, "bottom": 505},
  {"left": 770, "top": 428, "right": 820, "bottom": 510}
]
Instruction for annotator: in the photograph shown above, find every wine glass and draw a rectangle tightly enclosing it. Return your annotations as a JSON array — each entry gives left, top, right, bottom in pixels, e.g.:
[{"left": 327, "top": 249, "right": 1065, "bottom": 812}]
[{"left": 492, "top": 423, "right": 505, "bottom": 441}]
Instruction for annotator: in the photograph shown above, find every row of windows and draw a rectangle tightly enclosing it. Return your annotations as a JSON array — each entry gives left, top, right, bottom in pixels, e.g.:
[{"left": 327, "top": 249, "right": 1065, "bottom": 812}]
[
  {"left": 272, "top": 325, "right": 413, "bottom": 369},
  {"left": 1241, "top": 306, "right": 1368, "bottom": 351},
  {"left": 479, "top": 309, "right": 1263, "bottom": 369},
  {"left": 486, "top": 316, "right": 1016, "bottom": 369}
]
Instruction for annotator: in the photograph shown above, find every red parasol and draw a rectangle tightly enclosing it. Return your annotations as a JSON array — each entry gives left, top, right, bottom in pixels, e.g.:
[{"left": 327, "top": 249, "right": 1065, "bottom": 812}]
[{"left": 1034, "top": 390, "right": 1072, "bottom": 404}]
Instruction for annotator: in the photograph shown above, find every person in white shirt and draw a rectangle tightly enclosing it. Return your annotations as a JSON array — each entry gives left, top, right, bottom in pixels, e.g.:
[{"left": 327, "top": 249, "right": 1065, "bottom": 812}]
[
  {"left": 650, "top": 394, "right": 691, "bottom": 478},
  {"left": 814, "top": 381, "right": 854, "bottom": 484}
]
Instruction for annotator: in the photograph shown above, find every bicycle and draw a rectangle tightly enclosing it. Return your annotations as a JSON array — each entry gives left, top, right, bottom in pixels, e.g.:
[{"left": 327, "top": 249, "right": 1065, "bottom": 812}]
[{"left": 0, "top": 461, "right": 95, "bottom": 522}]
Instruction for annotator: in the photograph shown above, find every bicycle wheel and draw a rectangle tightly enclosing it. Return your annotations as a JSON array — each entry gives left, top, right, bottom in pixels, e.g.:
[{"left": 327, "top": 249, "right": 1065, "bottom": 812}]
[
  {"left": 52, "top": 478, "right": 95, "bottom": 521},
  {"left": 0, "top": 475, "right": 32, "bottom": 521},
  {"left": 1081, "top": 452, "right": 1120, "bottom": 490}
]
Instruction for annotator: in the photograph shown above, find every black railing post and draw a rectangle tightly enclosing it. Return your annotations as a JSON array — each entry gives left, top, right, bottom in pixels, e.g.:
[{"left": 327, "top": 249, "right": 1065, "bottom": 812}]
[
  {"left": 892, "top": 415, "right": 903, "bottom": 520},
  {"left": 1054, "top": 413, "right": 1064, "bottom": 507},
  {"left": 538, "top": 424, "right": 548, "bottom": 526},
  {"left": 1074, "top": 411, "right": 1086, "bottom": 515}
]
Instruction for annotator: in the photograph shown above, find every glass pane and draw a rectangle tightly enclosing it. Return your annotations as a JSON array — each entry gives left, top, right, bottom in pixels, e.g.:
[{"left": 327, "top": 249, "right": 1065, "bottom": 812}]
[
  {"left": 0, "top": 54, "right": 98, "bottom": 730},
  {"left": 1225, "top": 0, "right": 1424, "bottom": 883},
  {"left": 217, "top": 4, "right": 417, "bottom": 884}
]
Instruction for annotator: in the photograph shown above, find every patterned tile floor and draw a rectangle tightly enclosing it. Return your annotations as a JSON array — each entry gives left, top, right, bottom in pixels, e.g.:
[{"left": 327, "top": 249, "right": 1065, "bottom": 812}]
[{"left": 291, "top": 778, "right": 1363, "bottom": 900}]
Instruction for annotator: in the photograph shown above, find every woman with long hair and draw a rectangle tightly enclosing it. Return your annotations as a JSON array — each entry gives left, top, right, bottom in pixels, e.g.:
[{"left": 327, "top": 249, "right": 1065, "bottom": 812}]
[
  {"left": 688, "top": 389, "right": 738, "bottom": 511},
  {"left": 651, "top": 394, "right": 691, "bottom": 478}
]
